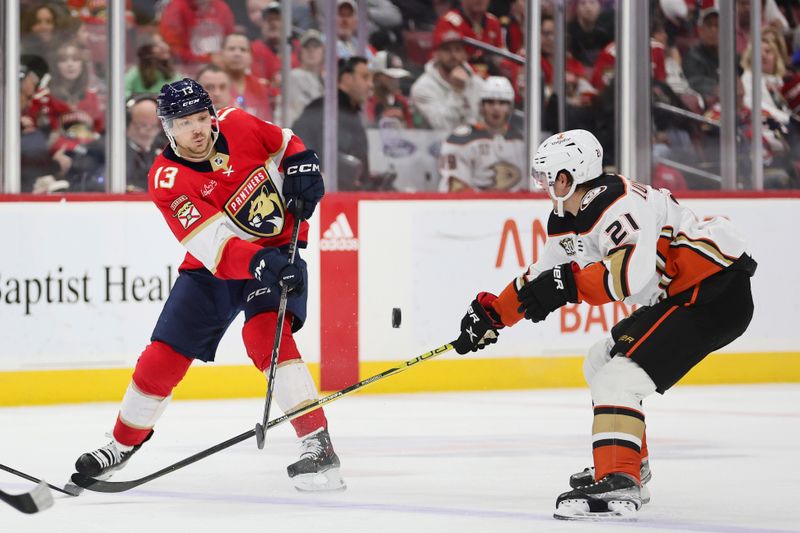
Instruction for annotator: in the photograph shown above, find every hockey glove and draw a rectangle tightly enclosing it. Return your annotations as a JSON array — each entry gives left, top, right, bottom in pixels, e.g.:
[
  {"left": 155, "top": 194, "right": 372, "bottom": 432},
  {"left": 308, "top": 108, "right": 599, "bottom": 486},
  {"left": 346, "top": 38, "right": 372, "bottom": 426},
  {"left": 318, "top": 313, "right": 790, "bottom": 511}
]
[
  {"left": 453, "top": 292, "right": 504, "bottom": 355},
  {"left": 249, "top": 247, "right": 306, "bottom": 295},
  {"left": 282, "top": 149, "right": 325, "bottom": 220},
  {"left": 517, "top": 263, "right": 579, "bottom": 323}
]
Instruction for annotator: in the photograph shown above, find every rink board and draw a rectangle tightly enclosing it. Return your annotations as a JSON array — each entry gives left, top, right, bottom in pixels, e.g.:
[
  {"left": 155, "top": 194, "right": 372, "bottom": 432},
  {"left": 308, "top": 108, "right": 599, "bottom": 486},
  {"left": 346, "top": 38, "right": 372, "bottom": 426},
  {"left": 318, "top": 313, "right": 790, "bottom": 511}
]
[{"left": 1, "top": 193, "right": 798, "bottom": 405}]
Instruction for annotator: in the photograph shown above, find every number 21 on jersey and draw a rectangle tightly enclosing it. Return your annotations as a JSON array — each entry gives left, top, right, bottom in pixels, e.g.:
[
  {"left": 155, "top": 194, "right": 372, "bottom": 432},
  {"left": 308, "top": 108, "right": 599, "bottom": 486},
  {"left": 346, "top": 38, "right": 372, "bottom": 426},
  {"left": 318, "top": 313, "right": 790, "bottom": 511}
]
[
  {"left": 154, "top": 166, "right": 178, "bottom": 189},
  {"left": 605, "top": 213, "right": 640, "bottom": 246}
]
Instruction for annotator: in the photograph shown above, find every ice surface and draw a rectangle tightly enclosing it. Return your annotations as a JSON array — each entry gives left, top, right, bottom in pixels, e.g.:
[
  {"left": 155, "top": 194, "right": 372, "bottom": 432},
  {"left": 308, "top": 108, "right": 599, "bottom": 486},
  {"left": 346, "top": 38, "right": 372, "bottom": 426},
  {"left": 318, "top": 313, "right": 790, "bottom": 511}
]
[{"left": 1, "top": 384, "right": 798, "bottom": 532}]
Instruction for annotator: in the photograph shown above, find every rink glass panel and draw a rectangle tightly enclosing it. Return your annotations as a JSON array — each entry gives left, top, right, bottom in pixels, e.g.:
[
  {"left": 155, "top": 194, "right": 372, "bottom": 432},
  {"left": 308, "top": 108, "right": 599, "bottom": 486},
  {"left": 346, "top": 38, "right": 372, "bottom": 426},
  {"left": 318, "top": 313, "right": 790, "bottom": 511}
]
[{"left": 6, "top": 2, "right": 799, "bottom": 194}]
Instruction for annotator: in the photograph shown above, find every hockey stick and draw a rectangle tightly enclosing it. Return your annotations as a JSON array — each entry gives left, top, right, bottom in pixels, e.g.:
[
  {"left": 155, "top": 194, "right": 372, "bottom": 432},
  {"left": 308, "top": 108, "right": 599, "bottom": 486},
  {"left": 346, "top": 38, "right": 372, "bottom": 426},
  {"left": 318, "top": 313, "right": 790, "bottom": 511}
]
[
  {"left": 255, "top": 197, "right": 304, "bottom": 450},
  {"left": 0, "top": 482, "right": 54, "bottom": 514},
  {"left": 0, "top": 463, "right": 78, "bottom": 496},
  {"left": 70, "top": 342, "right": 454, "bottom": 493}
]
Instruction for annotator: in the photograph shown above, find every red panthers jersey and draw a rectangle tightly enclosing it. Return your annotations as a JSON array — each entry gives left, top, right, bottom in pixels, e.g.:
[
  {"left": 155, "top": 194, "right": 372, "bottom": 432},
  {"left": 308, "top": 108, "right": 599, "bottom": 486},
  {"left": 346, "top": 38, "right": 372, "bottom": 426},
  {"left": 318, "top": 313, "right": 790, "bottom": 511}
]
[{"left": 148, "top": 106, "right": 308, "bottom": 280}]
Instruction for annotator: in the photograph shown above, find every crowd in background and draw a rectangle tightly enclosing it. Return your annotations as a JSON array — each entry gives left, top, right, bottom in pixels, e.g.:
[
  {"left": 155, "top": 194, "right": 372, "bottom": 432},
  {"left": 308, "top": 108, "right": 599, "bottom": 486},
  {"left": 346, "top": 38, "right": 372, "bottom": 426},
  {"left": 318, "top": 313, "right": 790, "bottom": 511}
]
[{"left": 16, "top": 0, "right": 800, "bottom": 193}]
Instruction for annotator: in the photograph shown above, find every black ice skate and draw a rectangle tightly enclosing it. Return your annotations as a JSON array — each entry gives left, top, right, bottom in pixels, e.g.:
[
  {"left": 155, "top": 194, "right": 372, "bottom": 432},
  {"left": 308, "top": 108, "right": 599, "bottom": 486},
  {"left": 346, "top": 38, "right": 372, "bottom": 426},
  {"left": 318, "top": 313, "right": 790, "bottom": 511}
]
[
  {"left": 74, "top": 431, "right": 153, "bottom": 481},
  {"left": 569, "top": 458, "right": 652, "bottom": 504},
  {"left": 554, "top": 473, "right": 642, "bottom": 521},
  {"left": 286, "top": 428, "right": 346, "bottom": 492}
]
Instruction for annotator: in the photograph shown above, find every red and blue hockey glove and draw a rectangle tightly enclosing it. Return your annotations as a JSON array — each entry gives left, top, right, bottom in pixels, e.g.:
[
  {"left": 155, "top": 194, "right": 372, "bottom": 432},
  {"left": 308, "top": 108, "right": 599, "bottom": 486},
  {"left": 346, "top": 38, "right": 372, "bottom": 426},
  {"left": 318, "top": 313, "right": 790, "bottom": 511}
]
[
  {"left": 249, "top": 248, "right": 306, "bottom": 295},
  {"left": 282, "top": 149, "right": 325, "bottom": 220},
  {"left": 453, "top": 292, "right": 504, "bottom": 355},
  {"left": 517, "top": 263, "right": 579, "bottom": 323}
]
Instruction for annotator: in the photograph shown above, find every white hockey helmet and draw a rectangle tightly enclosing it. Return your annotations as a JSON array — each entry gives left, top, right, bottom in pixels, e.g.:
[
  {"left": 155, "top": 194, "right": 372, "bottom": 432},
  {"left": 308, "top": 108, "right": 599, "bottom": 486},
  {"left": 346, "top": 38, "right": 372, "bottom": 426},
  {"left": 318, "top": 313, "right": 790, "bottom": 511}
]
[
  {"left": 479, "top": 76, "right": 515, "bottom": 103},
  {"left": 532, "top": 129, "right": 603, "bottom": 216}
]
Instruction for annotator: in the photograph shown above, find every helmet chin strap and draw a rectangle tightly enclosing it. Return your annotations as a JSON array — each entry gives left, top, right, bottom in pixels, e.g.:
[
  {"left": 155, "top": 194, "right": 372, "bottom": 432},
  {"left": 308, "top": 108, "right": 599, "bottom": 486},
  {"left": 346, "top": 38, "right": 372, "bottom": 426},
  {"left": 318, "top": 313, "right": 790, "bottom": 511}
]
[{"left": 549, "top": 181, "right": 578, "bottom": 217}]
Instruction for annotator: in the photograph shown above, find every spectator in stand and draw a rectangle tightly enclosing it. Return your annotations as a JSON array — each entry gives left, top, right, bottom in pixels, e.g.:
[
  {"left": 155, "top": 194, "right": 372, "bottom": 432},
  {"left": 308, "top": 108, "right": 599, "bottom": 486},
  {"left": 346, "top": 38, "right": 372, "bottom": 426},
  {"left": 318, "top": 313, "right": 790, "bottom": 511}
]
[
  {"left": 410, "top": 28, "right": 484, "bottom": 130},
  {"left": 590, "top": 34, "right": 667, "bottom": 94},
  {"left": 285, "top": 29, "right": 325, "bottom": 127},
  {"left": 761, "top": 27, "right": 792, "bottom": 75},
  {"left": 683, "top": 4, "right": 719, "bottom": 108},
  {"left": 125, "top": 35, "right": 183, "bottom": 98},
  {"left": 21, "top": 2, "right": 74, "bottom": 62},
  {"left": 567, "top": 0, "right": 615, "bottom": 67},
  {"left": 541, "top": 13, "right": 596, "bottom": 108},
  {"left": 20, "top": 60, "right": 67, "bottom": 193},
  {"left": 49, "top": 110, "right": 105, "bottom": 192},
  {"left": 367, "top": 50, "right": 413, "bottom": 128},
  {"left": 704, "top": 76, "right": 797, "bottom": 189},
  {"left": 438, "top": 76, "right": 525, "bottom": 192},
  {"left": 219, "top": 32, "right": 273, "bottom": 120},
  {"left": 292, "top": 56, "right": 376, "bottom": 191},
  {"left": 27, "top": 40, "right": 105, "bottom": 137},
  {"left": 159, "top": 0, "right": 235, "bottom": 64},
  {"left": 125, "top": 95, "right": 163, "bottom": 192},
  {"left": 251, "top": 2, "right": 284, "bottom": 83},
  {"left": 337, "top": 0, "right": 374, "bottom": 60},
  {"left": 741, "top": 37, "right": 792, "bottom": 127},
  {"left": 501, "top": 0, "right": 525, "bottom": 55},
  {"left": 241, "top": 0, "right": 270, "bottom": 41},
  {"left": 196, "top": 63, "right": 234, "bottom": 110},
  {"left": 434, "top": 0, "right": 504, "bottom": 76}
]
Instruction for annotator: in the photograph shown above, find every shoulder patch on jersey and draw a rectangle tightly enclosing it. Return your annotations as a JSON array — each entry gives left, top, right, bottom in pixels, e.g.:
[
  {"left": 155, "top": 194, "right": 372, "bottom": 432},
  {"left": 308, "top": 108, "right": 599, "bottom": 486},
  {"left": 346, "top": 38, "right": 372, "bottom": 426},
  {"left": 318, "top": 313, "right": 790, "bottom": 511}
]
[
  {"left": 453, "top": 125, "right": 472, "bottom": 137},
  {"left": 580, "top": 185, "right": 607, "bottom": 211},
  {"left": 169, "top": 194, "right": 189, "bottom": 213},
  {"left": 574, "top": 174, "right": 626, "bottom": 234},
  {"left": 172, "top": 200, "right": 202, "bottom": 230},
  {"left": 558, "top": 236, "right": 578, "bottom": 256}
]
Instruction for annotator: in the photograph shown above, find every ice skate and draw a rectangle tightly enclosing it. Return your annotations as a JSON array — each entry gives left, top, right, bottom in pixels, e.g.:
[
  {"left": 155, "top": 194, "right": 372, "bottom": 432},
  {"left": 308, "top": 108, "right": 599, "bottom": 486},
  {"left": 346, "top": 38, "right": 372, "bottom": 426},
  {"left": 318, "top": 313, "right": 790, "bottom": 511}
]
[
  {"left": 74, "top": 431, "right": 153, "bottom": 481},
  {"left": 554, "top": 473, "right": 642, "bottom": 521},
  {"left": 286, "top": 428, "right": 346, "bottom": 492},
  {"left": 569, "top": 458, "right": 651, "bottom": 504}
]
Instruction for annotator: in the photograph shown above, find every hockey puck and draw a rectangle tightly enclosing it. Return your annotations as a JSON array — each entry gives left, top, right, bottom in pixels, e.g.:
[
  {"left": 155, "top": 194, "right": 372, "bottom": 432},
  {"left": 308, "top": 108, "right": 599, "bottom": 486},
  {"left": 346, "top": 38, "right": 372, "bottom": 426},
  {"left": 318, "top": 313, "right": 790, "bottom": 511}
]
[{"left": 391, "top": 307, "right": 402, "bottom": 328}]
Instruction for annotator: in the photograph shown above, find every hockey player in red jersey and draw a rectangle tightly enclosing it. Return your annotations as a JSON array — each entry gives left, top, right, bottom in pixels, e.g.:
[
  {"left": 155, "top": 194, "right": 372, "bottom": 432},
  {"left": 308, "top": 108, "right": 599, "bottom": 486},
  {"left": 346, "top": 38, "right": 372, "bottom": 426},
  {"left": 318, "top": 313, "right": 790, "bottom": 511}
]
[
  {"left": 74, "top": 78, "right": 344, "bottom": 492},
  {"left": 451, "top": 129, "right": 756, "bottom": 520}
]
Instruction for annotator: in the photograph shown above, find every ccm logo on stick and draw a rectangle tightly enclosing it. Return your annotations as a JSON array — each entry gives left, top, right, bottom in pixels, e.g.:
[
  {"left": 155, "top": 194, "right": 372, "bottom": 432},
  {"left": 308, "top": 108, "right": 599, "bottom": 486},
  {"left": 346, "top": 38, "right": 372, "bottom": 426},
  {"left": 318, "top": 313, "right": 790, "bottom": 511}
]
[{"left": 286, "top": 164, "right": 320, "bottom": 175}]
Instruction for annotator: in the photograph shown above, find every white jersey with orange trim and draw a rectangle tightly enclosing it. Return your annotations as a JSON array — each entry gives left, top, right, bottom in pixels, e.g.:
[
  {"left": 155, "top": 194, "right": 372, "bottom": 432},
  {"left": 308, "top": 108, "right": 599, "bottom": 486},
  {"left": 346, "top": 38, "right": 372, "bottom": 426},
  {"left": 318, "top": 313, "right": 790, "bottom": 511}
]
[
  {"left": 438, "top": 123, "right": 526, "bottom": 192},
  {"left": 491, "top": 174, "right": 750, "bottom": 327}
]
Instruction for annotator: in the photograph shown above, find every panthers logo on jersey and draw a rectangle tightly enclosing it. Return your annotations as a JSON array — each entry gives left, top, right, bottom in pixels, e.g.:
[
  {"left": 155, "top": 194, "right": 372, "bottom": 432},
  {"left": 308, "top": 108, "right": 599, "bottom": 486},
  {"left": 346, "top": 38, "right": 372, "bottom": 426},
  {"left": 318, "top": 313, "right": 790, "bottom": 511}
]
[{"left": 225, "top": 167, "right": 285, "bottom": 237}]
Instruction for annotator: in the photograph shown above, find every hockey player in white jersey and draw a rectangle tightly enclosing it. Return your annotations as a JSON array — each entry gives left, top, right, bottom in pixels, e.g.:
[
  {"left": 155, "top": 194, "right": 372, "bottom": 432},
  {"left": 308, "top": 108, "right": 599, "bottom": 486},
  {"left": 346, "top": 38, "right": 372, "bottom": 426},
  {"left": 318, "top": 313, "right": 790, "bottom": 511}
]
[
  {"left": 451, "top": 129, "right": 756, "bottom": 520},
  {"left": 438, "top": 76, "right": 526, "bottom": 192}
]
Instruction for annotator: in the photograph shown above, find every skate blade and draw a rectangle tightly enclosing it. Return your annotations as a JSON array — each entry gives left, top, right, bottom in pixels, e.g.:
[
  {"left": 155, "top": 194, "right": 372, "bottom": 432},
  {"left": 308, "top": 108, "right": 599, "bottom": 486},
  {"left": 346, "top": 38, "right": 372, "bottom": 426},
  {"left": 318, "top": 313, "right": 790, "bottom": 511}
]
[
  {"left": 554, "top": 499, "right": 638, "bottom": 521},
  {"left": 292, "top": 467, "right": 347, "bottom": 493},
  {"left": 640, "top": 484, "right": 651, "bottom": 505}
]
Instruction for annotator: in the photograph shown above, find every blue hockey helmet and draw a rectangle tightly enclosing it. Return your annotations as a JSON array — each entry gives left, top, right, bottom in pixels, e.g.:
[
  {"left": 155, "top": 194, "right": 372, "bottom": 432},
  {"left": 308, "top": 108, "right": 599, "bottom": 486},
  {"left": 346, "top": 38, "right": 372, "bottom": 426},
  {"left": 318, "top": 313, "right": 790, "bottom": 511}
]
[
  {"left": 157, "top": 78, "right": 219, "bottom": 158},
  {"left": 156, "top": 78, "right": 215, "bottom": 122}
]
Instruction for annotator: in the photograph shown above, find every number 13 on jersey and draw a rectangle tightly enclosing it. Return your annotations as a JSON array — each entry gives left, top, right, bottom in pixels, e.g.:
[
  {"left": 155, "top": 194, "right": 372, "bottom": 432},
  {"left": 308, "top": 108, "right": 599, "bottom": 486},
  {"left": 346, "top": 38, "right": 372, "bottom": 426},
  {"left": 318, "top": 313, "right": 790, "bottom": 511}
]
[{"left": 154, "top": 166, "right": 178, "bottom": 189}]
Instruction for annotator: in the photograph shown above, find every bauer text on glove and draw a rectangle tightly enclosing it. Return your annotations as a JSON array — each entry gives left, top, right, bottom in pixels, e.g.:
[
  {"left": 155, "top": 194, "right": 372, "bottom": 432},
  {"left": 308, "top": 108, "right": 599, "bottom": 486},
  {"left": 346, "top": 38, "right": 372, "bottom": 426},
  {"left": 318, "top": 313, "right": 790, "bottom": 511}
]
[
  {"left": 517, "top": 263, "right": 580, "bottom": 322},
  {"left": 453, "top": 292, "right": 504, "bottom": 355}
]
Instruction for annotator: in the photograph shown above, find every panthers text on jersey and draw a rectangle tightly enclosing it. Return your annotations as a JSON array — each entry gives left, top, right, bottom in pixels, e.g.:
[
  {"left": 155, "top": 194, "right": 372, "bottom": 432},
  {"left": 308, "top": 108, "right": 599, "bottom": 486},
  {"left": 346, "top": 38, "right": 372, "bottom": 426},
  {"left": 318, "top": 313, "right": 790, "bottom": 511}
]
[
  {"left": 438, "top": 123, "right": 526, "bottom": 192},
  {"left": 148, "top": 106, "right": 308, "bottom": 280},
  {"left": 491, "top": 174, "right": 750, "bottom": 326}
]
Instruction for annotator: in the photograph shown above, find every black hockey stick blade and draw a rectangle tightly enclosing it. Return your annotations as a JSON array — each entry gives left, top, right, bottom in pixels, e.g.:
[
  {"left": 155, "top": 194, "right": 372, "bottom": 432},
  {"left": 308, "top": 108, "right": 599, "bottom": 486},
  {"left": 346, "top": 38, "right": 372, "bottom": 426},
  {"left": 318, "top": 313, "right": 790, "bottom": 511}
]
[
  {"left": 0, "top": 482, "right": 54, "bottom": 514},
  {"left": 71, "top": 342, "right": 455, "bottom": 493},
  {"left": 71, "top": 427, "right": 257, "bottom": 493},
  {"left": 0, "top": 463, "right": 80, "bottom": 497}
]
